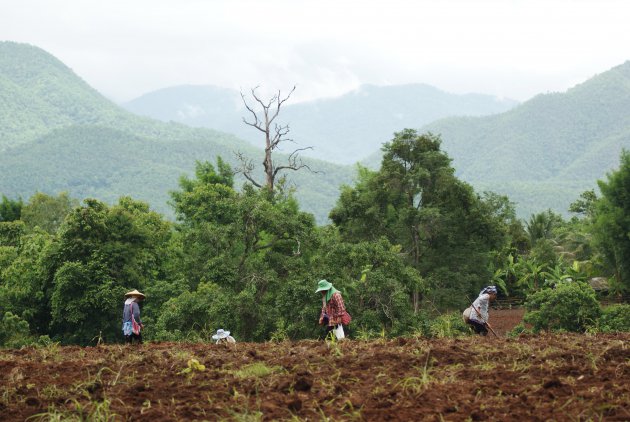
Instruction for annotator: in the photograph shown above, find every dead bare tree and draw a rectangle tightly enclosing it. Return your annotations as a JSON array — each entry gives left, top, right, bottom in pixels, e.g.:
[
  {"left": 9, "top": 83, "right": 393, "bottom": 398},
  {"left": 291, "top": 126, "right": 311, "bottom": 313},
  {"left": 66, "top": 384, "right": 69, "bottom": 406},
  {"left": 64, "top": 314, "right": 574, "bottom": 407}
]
[{"left": 236, "top": 86, "right": 314, "bottom": 191}]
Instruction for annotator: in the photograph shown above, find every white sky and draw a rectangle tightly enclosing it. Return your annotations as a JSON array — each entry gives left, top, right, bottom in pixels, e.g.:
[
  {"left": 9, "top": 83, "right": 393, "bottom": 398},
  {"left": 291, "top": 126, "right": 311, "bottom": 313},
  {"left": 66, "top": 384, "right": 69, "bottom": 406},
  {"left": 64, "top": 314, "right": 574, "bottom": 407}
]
[{"left": 1, "top": 0, "right": 629, "bottom": 103}]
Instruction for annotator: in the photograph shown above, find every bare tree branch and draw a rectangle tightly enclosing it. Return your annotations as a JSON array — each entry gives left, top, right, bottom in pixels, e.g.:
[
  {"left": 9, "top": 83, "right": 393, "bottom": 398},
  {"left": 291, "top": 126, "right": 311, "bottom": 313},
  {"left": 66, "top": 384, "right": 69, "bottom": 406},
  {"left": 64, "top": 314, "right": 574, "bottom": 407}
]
[
  {"left": 233, "top": 151, "right": 262, "bottom": 188},
  {"left": 239, "top": 85, "right": 315, "bottom": 191}
]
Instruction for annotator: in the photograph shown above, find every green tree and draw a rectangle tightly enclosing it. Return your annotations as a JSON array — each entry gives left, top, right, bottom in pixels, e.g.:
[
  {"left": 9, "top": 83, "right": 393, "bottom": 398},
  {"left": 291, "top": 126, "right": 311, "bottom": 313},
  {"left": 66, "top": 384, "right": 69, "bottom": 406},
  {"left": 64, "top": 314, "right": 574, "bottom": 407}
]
[
  {"left": 47, "top": 197, "right": 172, "bottom": 343},
  {"left": 21, "top": 191, "right": 78, "bottom": 234},
  {"left": 0, "top": 312, "right": 33, "bottom": 348},
  {"left": 516, "top": 257, "right": 544, "bottom": 293},
  {"left": 331, "top": 130, "right": 508, "bottom": 310},
  {"left": 593, "top": 150, "right": 630, "bottom": 294},
  {"left": 0, "top": 195, "right": 22, "bottom": 222},
  {"left": 308, "top": 232, "right": 424, "bottom": 336},
  {"left": 525, "top": 209, "right": 563, "bottom": 247},
  {"left": 0, "top": 229, "right": 55, "bottom": 334},
  {"left": 169, "top": 159, "right": 319, "bottom": 340},
  {"left": 569, "top": 189, "right": 598, "bottom": 220}
]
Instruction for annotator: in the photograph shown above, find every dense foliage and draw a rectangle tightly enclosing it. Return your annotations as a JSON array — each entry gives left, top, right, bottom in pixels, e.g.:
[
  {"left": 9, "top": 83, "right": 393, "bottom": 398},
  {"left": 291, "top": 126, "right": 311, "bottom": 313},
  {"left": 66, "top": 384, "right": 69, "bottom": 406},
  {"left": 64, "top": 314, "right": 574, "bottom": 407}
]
[
  {"left": 331, "top": 130, "right": 509, "bottom": 309},
  {"left": 523, "top": 282, "right": 602, "bottom": 332},
  {"left": 1, "top": 41, "right": 629, "bottom": 345},
  {"left": 593, "top": 150, "right": 630, "bottom": 294},
  {"left": 1, "top": 145, "right": 630, "bottom": 346}
]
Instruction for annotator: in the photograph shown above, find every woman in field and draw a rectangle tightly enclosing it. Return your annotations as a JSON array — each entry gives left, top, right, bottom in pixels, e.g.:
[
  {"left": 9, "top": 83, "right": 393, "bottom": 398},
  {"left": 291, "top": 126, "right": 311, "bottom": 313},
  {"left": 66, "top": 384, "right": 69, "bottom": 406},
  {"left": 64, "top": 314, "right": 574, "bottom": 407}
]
[
  {"left": 316, "top": 279, "right": 351, "bottom": 339},
  {"left": 122, "top": 289, "right": 145, "bottom": 344},
  {"left": 466, "top": 285, "right": 497, "bottom": 336},
  {"left": 212, "top": 329, "right": 236, "bottom": 344}
]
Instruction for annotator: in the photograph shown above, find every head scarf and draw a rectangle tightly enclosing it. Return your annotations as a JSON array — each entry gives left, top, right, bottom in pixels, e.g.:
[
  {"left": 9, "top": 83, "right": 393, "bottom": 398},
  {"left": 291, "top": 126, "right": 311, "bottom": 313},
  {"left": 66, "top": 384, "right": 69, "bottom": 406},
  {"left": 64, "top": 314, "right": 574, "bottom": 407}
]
[
  {"left": 480, "top": 285, "right": 498, "bottom": 296},
  {"left": 324, "top": 284, "right": 340, "bottom": 302}
]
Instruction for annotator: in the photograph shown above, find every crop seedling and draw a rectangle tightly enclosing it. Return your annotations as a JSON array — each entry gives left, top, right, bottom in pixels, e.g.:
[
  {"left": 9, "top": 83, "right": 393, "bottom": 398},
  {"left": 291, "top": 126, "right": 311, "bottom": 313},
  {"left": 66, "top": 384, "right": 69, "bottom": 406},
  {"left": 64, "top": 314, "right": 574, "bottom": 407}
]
[
  {"left": 39, "top": 384, "right": 65, "bottom": 400},
  {"left": 396, "top": 350, "right": 434, "bottom": 395},
  {"left": 232, "top": 362, "right": 282, "bottom": 379},
  {"left": 341, "top": 399, "right": 363, "bottom": 420},
  {"left": 27, "top": 398, "right": 119, "bottom": 422},
  {"left": 325, "top": 331, "right": 344, "bottom": 357},
  {"left": 179, "top": 358, "right": 206, "bottom": 381}
]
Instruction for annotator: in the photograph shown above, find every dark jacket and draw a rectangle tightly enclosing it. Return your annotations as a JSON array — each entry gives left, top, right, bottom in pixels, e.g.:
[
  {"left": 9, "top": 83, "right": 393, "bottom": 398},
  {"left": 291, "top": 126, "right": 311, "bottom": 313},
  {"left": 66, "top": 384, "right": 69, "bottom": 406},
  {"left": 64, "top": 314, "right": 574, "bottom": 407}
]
[{"left": 122, "top": 301, "right": 142, "bottom": 325}]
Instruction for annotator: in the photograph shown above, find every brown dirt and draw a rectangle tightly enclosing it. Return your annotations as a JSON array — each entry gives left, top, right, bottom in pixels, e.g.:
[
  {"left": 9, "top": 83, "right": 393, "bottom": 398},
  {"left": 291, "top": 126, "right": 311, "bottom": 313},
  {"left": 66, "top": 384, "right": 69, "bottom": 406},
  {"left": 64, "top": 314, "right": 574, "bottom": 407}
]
[
  {"left": 489, "top": 308, "right": 526, "bottom": 336},
  {"left": 1, "top": 332, "right": 629, "bottom": 420}
]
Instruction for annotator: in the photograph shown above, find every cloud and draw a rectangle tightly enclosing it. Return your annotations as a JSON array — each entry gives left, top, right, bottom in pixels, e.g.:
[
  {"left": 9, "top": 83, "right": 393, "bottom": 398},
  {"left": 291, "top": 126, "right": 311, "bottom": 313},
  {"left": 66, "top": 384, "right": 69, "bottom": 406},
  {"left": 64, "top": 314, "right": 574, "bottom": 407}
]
[{"left": 1, "top": 0, "right": 629, "bottom": 102}]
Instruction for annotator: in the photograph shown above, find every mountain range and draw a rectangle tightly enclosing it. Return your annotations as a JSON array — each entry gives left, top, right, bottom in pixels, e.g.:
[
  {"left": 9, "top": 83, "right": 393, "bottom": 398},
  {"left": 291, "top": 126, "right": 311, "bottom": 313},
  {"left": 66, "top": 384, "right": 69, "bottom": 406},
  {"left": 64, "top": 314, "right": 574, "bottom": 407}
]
[
  {"left": 0, "top": 41, "right": 354, "bottom": 223},
  {"left": 1, "top": 40, "right": 629, "bottom": 222},
  {"left": 418, "top": 60, "right": 630, "bottom": 216},
  {"left": 124, "top": 60, "right": 630, "bottom": 218},
  {"left": 123, "top": 83, "right": 518, "bottom": 165}
]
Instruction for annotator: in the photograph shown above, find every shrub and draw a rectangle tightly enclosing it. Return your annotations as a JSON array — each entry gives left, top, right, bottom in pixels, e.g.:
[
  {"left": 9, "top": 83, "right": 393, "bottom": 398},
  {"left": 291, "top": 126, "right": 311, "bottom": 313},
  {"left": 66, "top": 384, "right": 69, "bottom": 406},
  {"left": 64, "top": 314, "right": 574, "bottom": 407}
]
[
  {"left": 524, "top": 281, "right": 601, "bottom": 332},
  {"left": 428, "top": 312, "right": 471, "bottom": 338},
  {"left": 0, "top": 311, "right": 34, "bottom": 348},
  {"left": 507, "top": 322, "right": 530, "bottom": 337},
  {"left": 597, "top": 304, "right": 630, "bottom": 332},
  {"left": 152, "top": 282, "right": 233, "bottom": 341}
]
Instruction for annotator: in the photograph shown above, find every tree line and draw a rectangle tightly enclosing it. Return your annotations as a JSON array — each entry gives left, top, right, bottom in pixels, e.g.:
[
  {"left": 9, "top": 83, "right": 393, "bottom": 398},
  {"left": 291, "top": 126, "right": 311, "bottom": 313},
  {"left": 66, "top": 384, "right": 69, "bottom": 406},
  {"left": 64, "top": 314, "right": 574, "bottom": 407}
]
[{"left": 1, "top": 131, "right": 629, "bottom": 346}]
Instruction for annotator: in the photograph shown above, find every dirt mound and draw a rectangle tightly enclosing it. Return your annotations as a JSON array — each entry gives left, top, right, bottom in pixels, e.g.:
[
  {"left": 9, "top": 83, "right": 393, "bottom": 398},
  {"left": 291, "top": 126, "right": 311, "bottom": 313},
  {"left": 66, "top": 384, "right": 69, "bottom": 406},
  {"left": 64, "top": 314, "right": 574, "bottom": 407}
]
[{"left": 1, "top": 333, "right": 629, "bottom": 421}]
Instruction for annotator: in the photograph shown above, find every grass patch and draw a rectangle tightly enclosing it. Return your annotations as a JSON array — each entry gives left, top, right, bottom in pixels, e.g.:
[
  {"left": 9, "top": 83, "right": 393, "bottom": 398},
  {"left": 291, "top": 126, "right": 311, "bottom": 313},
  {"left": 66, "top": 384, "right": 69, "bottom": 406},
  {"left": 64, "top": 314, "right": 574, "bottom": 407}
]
[{"left": 231, "top": 362, "right": 283, "bottom": 379}]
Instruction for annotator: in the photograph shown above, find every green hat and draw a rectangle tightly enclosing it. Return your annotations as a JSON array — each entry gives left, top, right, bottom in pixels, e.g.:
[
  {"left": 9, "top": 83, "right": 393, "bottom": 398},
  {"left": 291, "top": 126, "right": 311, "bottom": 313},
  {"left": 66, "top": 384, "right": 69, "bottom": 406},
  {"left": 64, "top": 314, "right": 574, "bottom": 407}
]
[{"left": 315, "top": 279, "right": 332, "bottom": 293}]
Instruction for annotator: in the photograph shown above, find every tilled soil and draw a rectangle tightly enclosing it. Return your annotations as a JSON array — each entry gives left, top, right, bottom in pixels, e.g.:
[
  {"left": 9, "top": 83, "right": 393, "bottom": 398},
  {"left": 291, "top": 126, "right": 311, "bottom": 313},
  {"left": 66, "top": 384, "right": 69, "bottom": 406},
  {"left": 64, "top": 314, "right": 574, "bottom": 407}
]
[
  {"left": 1, "top": 329, "right": 629, "bottom": 421},
  {"left": 489, "top": 308, "right": 526, "bottom": 336}
]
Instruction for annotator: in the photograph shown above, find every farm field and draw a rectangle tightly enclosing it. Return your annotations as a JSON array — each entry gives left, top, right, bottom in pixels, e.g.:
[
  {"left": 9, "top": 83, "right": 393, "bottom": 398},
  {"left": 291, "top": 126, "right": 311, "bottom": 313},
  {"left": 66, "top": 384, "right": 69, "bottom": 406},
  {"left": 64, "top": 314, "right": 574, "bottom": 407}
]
[{"left": 1, "top": 328, "right": 629, "bottom": 421}]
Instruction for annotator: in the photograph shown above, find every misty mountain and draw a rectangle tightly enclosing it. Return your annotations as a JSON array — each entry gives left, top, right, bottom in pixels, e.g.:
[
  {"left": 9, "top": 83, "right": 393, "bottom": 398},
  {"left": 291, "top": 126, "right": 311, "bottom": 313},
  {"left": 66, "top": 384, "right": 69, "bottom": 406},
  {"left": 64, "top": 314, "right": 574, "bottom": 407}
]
[
  {"left": 364, "top": 60, "right": 630, "bottom": 217},
  {"left": 0, "top": 42, "right": 355, "bottom": 223},
  {"left": 123, "top": 83, "right": 518, "bottom": 164}
]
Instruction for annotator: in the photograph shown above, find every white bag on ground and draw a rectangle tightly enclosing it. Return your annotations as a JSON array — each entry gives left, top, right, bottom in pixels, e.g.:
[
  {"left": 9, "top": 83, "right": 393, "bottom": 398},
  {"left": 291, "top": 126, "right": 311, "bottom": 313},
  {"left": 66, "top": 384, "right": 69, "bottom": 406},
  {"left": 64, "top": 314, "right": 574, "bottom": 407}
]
[{"left": 334, "top": 324, "right": 345, "bottom": 340}]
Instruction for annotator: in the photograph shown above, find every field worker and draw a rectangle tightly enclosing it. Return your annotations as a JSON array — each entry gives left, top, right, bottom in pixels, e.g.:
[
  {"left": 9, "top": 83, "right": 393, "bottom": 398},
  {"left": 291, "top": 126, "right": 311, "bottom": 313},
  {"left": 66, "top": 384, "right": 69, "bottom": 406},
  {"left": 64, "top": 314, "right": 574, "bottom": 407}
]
[
  {"left": 466, "top": 286, "right": 498, "bottom": 336},
  {"left": 316, "top": 279, "right": 351, "bottom": 339},
  {"left": 122, "top": 289, "right": 145, "bottom": 344},
  {"left": 212, "top": 329, "right": 236, "bottom": 344}
]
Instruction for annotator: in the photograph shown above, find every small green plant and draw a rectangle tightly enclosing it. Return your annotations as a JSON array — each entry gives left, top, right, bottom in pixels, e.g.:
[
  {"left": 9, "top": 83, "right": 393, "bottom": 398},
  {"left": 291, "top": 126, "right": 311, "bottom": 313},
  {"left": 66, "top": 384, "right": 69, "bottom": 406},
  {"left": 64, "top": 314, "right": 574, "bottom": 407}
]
[
  {"left": 325, "top": 331, "right": 344, "bottom": 357},
  {"left": 596, "top": 304, "right": 630, "bottom": 332},
  {"left": 354, "top": 325, "right": 377, "bottom": 340},
  {"left": 269, "top": 319, "right": 289, "bottom": 342},
  {"left": 429, "top": 313, "right": 470, "bottom": 338},
  {"left": 91, "top": 331, "right": 105, "bottom": 346},
  {"left": 179, "top": 358, "right": 206, "bottom": 380},
  {"left": 395, "top": 350, "right": 434, "bottom": 395},
  {"left": 35, "top": 339, "right": 62, "bottom": 362},
  {"left": 232, "top": 362, "right": 282, "bottom": 379},
  {"left": 39, "top": 384, "right": 65, "bottom": 400},
  {"left": 27, "top": 398, "right": 119, "bottom": 422},
  {"left": 507, "top": 322, "right": 529, "bottom": 337}
]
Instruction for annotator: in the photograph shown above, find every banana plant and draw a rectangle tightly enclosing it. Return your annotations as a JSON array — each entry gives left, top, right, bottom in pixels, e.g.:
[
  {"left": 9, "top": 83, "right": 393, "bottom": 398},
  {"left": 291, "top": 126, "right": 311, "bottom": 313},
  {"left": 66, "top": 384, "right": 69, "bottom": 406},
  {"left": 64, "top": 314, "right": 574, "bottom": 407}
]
[
  {"left": 516, "top": 258, "right": 544, "bottom": 293},
  {"left": 541, "top": 260, "right": 572, "bottom": 288}
]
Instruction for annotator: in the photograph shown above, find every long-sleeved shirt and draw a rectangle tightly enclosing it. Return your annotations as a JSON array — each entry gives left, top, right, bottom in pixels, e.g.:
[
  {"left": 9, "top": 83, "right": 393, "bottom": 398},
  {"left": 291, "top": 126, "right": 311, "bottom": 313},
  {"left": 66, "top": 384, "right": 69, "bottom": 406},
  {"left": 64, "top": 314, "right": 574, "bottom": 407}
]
[
  {"left": 122, "top": 301, "right": 142, "bottom": 325},
  {"left": 470, "top": 293, "right": 490, "bottom": 324},
  {"left": 321, "top": 292, "right": 350, "bottom": 326}
]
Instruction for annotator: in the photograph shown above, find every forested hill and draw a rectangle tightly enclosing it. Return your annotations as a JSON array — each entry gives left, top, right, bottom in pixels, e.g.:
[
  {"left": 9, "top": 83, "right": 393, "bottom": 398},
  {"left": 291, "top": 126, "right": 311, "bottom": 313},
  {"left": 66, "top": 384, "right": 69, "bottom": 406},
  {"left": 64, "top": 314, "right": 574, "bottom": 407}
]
[
  {"left": 0, "top": 42, "right": 356, "bottom": 222},
  {"left": 363, "top": 60, "right": 630, "bottom": 217},
  {"left": 0, "top": 42, "right": 248, "bottom": 150},
  {"left": 123, "top": 83, "right": 518, "bottom": 164},
  {"left": 0, "top": 41, "right": 129, "bottom": 149}
]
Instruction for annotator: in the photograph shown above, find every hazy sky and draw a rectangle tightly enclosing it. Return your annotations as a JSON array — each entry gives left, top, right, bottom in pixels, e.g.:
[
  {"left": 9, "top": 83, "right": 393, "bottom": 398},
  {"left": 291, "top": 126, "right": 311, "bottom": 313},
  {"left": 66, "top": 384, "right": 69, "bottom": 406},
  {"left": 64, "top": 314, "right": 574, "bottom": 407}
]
[{"left": 1, "top": 0, "right": 629, "bottom": 103}]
